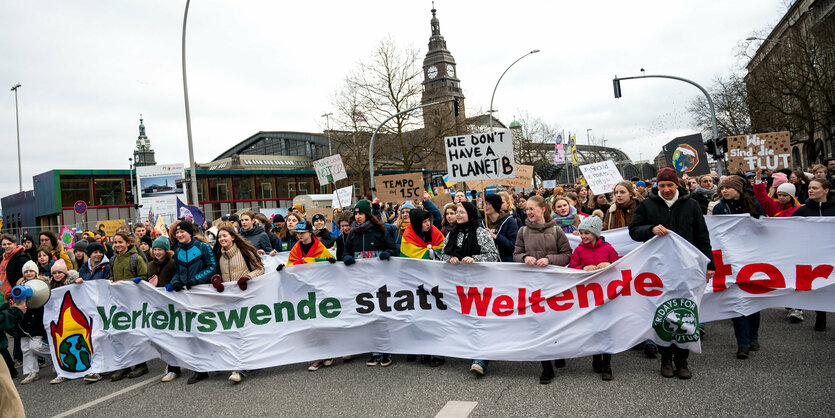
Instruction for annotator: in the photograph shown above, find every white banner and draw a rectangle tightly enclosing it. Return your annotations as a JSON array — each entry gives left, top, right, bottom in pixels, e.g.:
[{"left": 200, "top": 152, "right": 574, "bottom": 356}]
[
  {"left": 45, "top": 234, "right": 707, "bottom": 378},
  {"left": 445, "top": 130, "right": 516, "bottom": 182},
  {"left": 568, "top": 215, "right": 835, "bottom": 321}
]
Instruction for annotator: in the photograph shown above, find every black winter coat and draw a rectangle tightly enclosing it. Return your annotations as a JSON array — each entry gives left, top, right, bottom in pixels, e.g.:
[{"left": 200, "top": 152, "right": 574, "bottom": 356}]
[
  {"left": 792, "top": 196, "right": 835, "bottom": 217},
  {"left": 343, "top": 226, "right": 396, "bottom": 260},
  {"left": 240, "top": 225, "right": 273, "bottom": 253},
  {"left": 629, "top": 187, "right": 715, "bottom": 270}
]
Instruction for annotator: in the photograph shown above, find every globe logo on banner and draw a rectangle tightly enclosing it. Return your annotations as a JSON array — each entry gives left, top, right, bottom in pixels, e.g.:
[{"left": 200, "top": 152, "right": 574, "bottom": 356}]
[
  {"left": 50, "top": 292, "right": 94, "bottom": 372},
  {"left": 672, "top": 144, "right": 699, "bottom": 173},
  {"left": 652, "top": 298, "right": 700, "bottom": 344}
]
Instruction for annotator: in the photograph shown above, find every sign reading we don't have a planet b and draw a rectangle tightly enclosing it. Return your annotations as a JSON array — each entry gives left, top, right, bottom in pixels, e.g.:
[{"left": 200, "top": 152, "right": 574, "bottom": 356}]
[{"left": 444, "top": 130, "right": 516, "bottom": 182}]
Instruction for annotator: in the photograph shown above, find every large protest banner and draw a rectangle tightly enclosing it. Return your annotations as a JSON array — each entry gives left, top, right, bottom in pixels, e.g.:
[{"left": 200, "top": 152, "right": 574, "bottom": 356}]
[
  {"left": 135, "top": 164, "right": 187, "bottom": 225},
  {"left": 445, "top": 130, "right": 516, "bottom": 182},
  {"left": 375, "top": 173, "right": 424, "bottom": 202},
  {"left": 45, "top": 233, "right": 708, "bottom": 378},
  {"left": 313, "top": 155, "right": 348, "bottom": 184},
  {"left": 566, "top": 216, "right": 835, "bottom": 321},
  {"left": 579, "top": 160, "right": 624, "bottom": 195},
  {"left": 663, "top": 133, "right": 710, "bottom": 176},
  {"left": 726, "top": 131, "right": 792, "bottom": 173}
]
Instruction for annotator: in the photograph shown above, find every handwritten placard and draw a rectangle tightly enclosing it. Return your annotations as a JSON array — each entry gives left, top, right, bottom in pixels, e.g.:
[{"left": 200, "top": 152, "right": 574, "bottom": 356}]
[
  {"left": 727, "top": 131, "right": 791, "bottom": 172},
  {"left": 500, "top": 164, "right": 534, "bottom": 189},
  {"left": 332, "top": 185, "right": 353, "bottom": 209},
  {"left": 376, "top": 173, "right": 425, "bottom": 202},
  {"left": 542, "top": 180, "right": 556, "bottom": 189},
  {"left": 429, "top": 193, "right": 454, "bottom": 209},
  {"left": 445, "top": 129, "right": 516, "bottom": 182},
  {"left": 313, "top": 155, "right": 348, "bottom": 184},
  {"left": 579, "top": 160, "right": 624, "bottom": 195}
]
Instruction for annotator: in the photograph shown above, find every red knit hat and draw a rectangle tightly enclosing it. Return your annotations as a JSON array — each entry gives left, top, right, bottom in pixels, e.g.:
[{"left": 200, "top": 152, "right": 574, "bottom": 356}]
[{"left": 656, "top": 167, "right": 679, "bottom": 184}]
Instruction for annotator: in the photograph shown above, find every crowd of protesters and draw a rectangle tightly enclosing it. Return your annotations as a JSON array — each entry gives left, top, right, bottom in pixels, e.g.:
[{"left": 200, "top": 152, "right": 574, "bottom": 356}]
[{"left": 0, "top": 159, "right": 832, "bottom": 390}]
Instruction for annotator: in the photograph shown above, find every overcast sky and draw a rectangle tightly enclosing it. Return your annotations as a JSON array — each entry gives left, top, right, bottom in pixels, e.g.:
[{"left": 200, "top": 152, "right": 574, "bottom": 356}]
[{"left": 0, "top": 0, "right": 788, "bottom": 200}]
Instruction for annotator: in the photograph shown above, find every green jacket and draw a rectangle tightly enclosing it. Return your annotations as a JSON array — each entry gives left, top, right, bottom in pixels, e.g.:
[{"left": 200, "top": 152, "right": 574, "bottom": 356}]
[
  {"left": 0, "top": 303, "right": 24, "bottom": 350},
  {"left": 110, "top": 245, "right": 148, "bottom": 282}
]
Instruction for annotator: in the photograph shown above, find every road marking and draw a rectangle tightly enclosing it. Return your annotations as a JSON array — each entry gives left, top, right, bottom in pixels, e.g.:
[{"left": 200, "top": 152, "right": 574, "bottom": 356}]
[
  {"left": 435, "top": 401, "right": 478, "bottom": 418},
  {"left": 51, "top": 375, "right": 158, "bottom": 418}
]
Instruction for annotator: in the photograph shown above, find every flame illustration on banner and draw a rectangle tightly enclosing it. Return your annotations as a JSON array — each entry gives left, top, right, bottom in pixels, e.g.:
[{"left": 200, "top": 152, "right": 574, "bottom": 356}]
[{"left": 50, "top": 292, "right": 94, "bottom": 372}]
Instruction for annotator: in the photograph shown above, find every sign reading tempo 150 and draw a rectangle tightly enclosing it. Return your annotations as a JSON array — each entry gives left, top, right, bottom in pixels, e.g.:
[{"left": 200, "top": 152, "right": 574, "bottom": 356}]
[{"left": 444, "top": 130, "right": 516, "bottom": 182}]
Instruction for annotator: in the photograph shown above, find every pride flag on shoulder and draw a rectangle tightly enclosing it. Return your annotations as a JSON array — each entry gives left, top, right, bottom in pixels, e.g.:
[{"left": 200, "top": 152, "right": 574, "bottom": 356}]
[{"left": 399, "top": 225, "right": 444, "bottom": 259}]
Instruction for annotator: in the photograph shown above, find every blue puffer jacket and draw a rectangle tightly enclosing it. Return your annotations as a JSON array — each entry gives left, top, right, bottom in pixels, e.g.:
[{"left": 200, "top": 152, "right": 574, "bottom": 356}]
[
  {"left": 170, "top": 239, "right": 217, "bottom": 287},
  {"left": 78, "top": 256, "right": 111, "bottom": 281}
]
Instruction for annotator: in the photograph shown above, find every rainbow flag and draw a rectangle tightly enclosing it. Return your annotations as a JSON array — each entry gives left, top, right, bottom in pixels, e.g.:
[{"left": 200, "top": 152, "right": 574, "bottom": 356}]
[
  {"left": 399, "top": 225, "right": 444, "bottom": 259},
  {"left": 427, "top": 184, "right": 435, "bottom": 196},
  {"left": 288, "top": 237, "right": 333, "bottom": 265}
]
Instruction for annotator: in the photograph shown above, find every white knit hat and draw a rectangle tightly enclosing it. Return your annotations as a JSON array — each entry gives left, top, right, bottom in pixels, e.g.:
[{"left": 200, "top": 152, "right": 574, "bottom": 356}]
[
  {"left": 22, "top": 260, "right": 38, "bottom": 275},
  {"left": 578, "top": 216, "right": 603, "bottom": 237},
  {"left": 776, "top": 183, "right": 796, "bottom": 198}
]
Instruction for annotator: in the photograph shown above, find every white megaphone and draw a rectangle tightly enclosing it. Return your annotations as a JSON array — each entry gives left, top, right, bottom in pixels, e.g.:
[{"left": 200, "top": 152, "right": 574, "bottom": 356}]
[{"left": 11, "top": 278, "right": 51, "bottom": 309}]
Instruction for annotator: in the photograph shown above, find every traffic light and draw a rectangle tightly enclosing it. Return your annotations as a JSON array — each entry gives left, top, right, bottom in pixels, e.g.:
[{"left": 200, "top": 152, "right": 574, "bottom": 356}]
[
  {"left": 453, "top": 98, "right": 460, "bottom": 117},
  {"left": 716, "top": 137, "right": 728, "bottom": 156},
  {"left": 613, "top": 78, "right": 622, "bottom": 99},
  {"left": 704, "top": 139, "right": 717, "bottom": 157}
]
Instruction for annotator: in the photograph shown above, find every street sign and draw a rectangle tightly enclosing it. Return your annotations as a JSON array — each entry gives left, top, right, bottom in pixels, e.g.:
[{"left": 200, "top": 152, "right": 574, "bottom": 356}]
[{"left": 74, "top": 200, "right": 87, "bottom": 215}]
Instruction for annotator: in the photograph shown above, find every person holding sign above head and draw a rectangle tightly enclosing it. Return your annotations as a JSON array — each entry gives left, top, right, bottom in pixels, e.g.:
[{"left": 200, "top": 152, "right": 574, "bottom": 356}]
[
  {"left": 752, "top": 167, "right": 799, "bottom": 217},
  {"left": 437, "top": 201, "right": 499, "bottom": 376},
  {"left": 482, "top": 194, "right": 518, "bottom": 263},
  {"left": 628, "top": 167, "right": 715, "bottom": 379},
  {"left": 512, "top": 195, "right": 573, "bottom": 384}
]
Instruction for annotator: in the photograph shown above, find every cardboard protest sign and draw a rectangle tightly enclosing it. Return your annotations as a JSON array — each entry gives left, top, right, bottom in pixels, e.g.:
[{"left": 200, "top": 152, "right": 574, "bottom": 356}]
[
  {"left": 304, "top": 208, "right": 335, "bottom": 232},
  {"left": 445, "top": 129, "right": 516, "bottom": 182},
  {"left": 466, "top": 180, "right": 496, "bottom": 191},
  {"left": 376, "top": 173, "right": 424, "bottom": 203},
  {"left": 542, "top": 180, "right": 556, "bottom": 189},
  {"left": 430, "top": 193, "right": 454, "bottom": 209},
  {"left": 500, "top": 164, "right": 534, "bottom": 189},
  {"left": 727, "top": 131, "right": 791, "bottom": 173},
  {"left": 96, "top": 220, "right": 127, "bottom": 237},
  {"left": 332, "top": 186, "right": 353, "bottom": 209},
  {"left": 579, "top": 160, "right": 624, "bottom": 195},
  {"left": 663, "top": 133, "right": 710, "bottom": 176},
  {"left": 313, "top": 155, "right": 348, "bottom": 184}
]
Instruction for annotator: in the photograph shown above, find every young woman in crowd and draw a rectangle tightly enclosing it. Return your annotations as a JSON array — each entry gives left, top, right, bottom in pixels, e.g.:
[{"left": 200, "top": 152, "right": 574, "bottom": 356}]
[
  {"left": 441, "top": 203, "right": 459, "bottom": 236},
  {"left": 712, "top": 175, "right": 765, "bottom": 360},
  {"left": 16, "top": 261, "right": 50, "bottom": 384},
  {"left": 792, "top": 178, "right": 834, "bottom": 332},
  {"left": 568, "top": 216, "right": 620, "bottom": 381},
  {"left": 342, "top": 200, "right": 396, "bottom": 367},
  {"left": 77, "top": 242, "right": 111, "bottom": 282},
  {"left": 437, "top": 201, "right": 499, "bottom": 376},
  {"left": 393, "top": 201, "right": 415, "bottom": 252},
  {"left": 482, "top": 194, "right": 518, "bottom": 263},
  {"left": 0, "top": 234, "right": 30, "bottom": 301},
  {"left": 691, "top": 175, "right": 718, "bottom": 215},
  {"left": 551, "top": 197, "right": 580, "bottom": 234},
  {"left": 239, "top": 210, "right": 273, "bottom": 253},
  {"left": 334, "top": 211, "right": 353, "bottom": 261},
  {"left": 790, "top": 170, "right": 809, "bottom": 204},
  {"left": 512, "top": 195, "right": 572, "bottom": 384},
  {"left": 21, "top": 235, "right": 38, "bottom": 263},
  {"left": 35, "top": 248, "right": 55, "bottom": 278},
  {"left": 272, "top": 213, "right": 301, "bottom": 253},
  {"left": 753, "top": 167, "right": 799, "bottom": 217},
  {"left": 212, "top": 226, "right": 265, "bottom": 382},
  {"left": 603, "top": 181, "right": 642, "bottom": 231},
  {"left": 515, "top": 195, "right": 527, "bottom": 226},
  {"left": 108, "top": 230, "right": 150, "bottom": 381},
  {"left": 71, "top": 240, "right": 89, "bottom": 271},
  {"left": 138, "top": 236, "right": 153, "bottom": 261},
  {"left": 576, "top": 185, "right": 593, "bottom": 215},
  {"left": 589, "top": 192, "right": 611, "bottom": 215},
  {"left": 312, "top": 214, "right": 336, "bottom": 248},
  {"left": 399, "top": 208, "right": 445, "bottom": 261},
  {"left": 38, "top": 231, "right": 72, "bottom": 269}
]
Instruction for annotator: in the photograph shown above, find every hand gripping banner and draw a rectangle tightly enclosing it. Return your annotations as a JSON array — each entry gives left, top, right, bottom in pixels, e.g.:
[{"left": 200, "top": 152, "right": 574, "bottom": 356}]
[{"left": 45, "top": 234, "right": 708, "bottom": 378}]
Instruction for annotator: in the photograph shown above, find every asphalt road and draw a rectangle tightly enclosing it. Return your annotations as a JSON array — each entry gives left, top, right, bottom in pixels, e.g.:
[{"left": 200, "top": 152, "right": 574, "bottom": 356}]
[{"left": 13, "top": 308, "right": 834, "bottom": 417}]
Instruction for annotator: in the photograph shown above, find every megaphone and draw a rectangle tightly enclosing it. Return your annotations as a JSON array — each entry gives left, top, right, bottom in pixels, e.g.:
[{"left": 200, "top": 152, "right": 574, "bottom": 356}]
[{"left": 11, "top": 278, "right": 51, "bottom": 309}]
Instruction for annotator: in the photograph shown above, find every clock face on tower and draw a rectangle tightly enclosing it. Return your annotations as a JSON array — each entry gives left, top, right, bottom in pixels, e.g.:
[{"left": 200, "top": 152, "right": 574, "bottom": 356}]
[
  {"left": 446, "top": 64, "right": 455, "bottom": 77},
  {"left": 427, "top": 65, "right": 438, "bottom": 79}
]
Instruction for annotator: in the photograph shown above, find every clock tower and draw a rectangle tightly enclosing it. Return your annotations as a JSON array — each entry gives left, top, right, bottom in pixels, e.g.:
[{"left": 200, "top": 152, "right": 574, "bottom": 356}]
[{"left": 421, "top": 6, "right": 465, "bottom": 135}]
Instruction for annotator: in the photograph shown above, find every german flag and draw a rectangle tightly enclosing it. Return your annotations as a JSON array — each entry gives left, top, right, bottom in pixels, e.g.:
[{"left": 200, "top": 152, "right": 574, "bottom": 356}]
[{"left": 399, "top": 225, "right": 444, "bottom": 259}]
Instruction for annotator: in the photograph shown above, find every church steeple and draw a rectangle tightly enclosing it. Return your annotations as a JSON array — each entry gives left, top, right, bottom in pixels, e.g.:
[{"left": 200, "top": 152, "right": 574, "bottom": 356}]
[
  {"left": 421, "top": 5, "right": 465, "bottom": 132},
  {"left": 133, "top": 115, "right": 156, "bottom": 167}
]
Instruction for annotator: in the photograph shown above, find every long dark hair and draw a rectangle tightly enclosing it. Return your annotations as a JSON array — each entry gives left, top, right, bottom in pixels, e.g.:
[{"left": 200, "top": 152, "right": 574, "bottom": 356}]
[
  {"left": 356, "top": 210, "right": 386, "bottom": 233},
  {"left": 39, "top": 230, "right": 59, "bottom": 250},
  {"left": 213, "top": 226, "right": 264, "bottom": 271}
]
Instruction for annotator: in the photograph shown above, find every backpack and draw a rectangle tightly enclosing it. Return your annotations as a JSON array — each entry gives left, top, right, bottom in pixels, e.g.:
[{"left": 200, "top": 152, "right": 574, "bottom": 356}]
[
  {"left": 110, "top": 253, "right": 138, "bottom": 279},
  {"left": 520, "top": 225, "right": 561, "bottom": 249}
]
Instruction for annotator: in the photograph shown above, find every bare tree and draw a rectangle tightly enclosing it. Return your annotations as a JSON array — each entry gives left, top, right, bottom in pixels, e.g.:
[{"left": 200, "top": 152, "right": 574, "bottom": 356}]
[
  {"left": 688, "top": 72, "right": 752, "bottom": 138},
  {"left": 329, "top": 83, "right": 377, "bottom": 195}
]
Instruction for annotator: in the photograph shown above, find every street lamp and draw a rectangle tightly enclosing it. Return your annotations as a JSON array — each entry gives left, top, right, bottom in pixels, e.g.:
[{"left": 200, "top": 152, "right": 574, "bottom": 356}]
[
  {"left": 586, "top": 128, "right": 592, "bottom": 146},
  {"left": 181, "top": 0, "right": 200, "bottom": 206},
  {"left": 488, "top": 49, "right": 540, "bottom": 129},
  {"left": 322, "top": 112, "right": 333, "bottom": 155},
  {"left": 11, "top": 83, "right": 22, "bottom": 192}
]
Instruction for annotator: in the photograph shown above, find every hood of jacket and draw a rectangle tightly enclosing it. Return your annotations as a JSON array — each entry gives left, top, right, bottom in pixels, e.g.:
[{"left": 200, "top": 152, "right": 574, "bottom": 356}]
[{"left": 240, "top": 224, "right": 266, "bottom": 237}]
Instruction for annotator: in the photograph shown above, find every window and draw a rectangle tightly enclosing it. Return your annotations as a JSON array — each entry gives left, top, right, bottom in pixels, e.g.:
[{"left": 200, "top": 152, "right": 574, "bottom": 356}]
[
  {"left": 60, "top": 178, "right": 93, "bottom": 206},
  {"left": 277, "top": 176, "right": 295, "bottom": 198},
  {"left": 233, "top": 176, "right": 254, "bottom": 200},
  {"left": 209, "top": 176, "right": 231, "bottom": 201},
  {"left": 94, "top": 178, "right": 126, "bottom": 206},
  {"left": 257, "top": 175, "right": 275, "bottom": 199},
  {"left": 196, "top": 178, "right": 209, "bottom": 203}
]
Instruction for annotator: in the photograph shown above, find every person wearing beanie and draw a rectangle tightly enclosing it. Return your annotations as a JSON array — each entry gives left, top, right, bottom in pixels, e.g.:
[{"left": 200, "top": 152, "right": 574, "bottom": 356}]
[
  {"left": 21, "top": 260, "right": 38, "bottom": 276},
  {"left": 568, "top": 214, "right": 620, "bottom": 381},
  {"left": 71, "top": 239, "right": 90, "bottom": 271},
  {"left": 752, "top": 167, "right": 800, "bottom": 217},
  {"left": 393, "top": 201, "right": 417, "bottom": 253},
  {"left": 311, "top": 213, "right": 336, "bottom": 248},
  {"left": 78, "top": 241, "right": 110, "bottom": 283},
  {"left": 139, "top": 235, "right": 154, "bottom": 261},
  {"left": 629, "top": 163, "right": 714, "bottom": 380},
  {"left": 481, "top": 193, "right": 518, "bottom": 262},
  {"left": 15, "top": 261, "right": 51, "bottom": 385},
  {"left": 292, "top": 203, "right": 305, "bottom": 215},
  {"left": 20, "top": 234, "right": 38, "bottom": 264},
  {"left": 770, "top": 172, "right": 788, "bottom": 189}
]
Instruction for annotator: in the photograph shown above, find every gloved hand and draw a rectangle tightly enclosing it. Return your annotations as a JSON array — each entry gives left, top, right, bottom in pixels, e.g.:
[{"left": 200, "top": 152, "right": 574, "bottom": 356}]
[
  {"left": 132, "top": 277, "right": 143, "bottom": 284},
  {"left": 165, "top": 284, "right": 174, "bottom": 292},
  {"left": 379, "top": 251, "right": 391, "bottom": 261},
  {"left": 327, "top": 257, "right": 336, "bottom": 264},
  {"left": 343, "top": 255, "right": 356, "bottom": 266},
  {"left": 173, "top": 282, "right": 185, "bottom": 291},
  {"left": 238, "top": 277, "right": 250, "bottom": 291},
  {"left": 276, "top": 264, "right": 284, "bottom": 272},
  {"left": 211, "top": 275, "right": 225, "bottom": 293}
]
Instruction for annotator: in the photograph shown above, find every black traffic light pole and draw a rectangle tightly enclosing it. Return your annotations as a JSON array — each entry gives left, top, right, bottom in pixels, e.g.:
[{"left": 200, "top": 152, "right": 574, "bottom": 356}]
[
  {"left": 368, "top": 98, "right": 457, "bottom": 199},
  {"left": 613, "top": 74, "right": 724, "bottom": 175}
]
